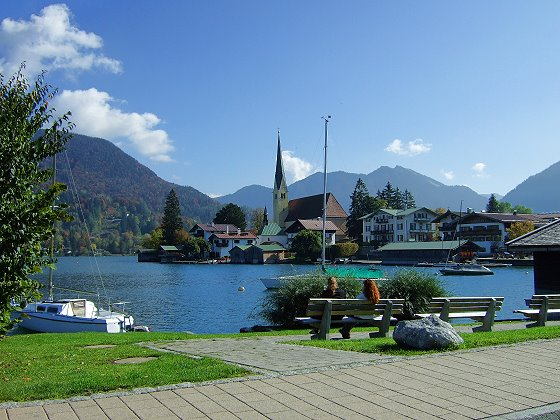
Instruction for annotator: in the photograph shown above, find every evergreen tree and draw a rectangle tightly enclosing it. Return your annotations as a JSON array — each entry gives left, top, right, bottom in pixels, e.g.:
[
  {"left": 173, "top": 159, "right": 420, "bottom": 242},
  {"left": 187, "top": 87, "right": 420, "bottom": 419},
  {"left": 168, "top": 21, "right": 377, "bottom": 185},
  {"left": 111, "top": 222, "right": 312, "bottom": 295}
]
[
  {"left": 213, "top": 203, "right": 247, "bottom": 230},
  {"left": 486, "top": 194, "right": 500, "bottom": 213},
  {"left": 0, "top": 67, "right": 73, "bottom": 335},
  {"left": 161, "top": 189, "right": 183, "bottom": 244},
  {"left": 393, "top": 187, "right": 405, "bottom": 210},
  {"left": 403, "top": 190, "right": 416, "bottom": 209},
  {"left": 347, "top": 178, "right": 370, "bottom": 240},
  {"left": 377, "top": 182, "right": 394, "bottom": 205}
]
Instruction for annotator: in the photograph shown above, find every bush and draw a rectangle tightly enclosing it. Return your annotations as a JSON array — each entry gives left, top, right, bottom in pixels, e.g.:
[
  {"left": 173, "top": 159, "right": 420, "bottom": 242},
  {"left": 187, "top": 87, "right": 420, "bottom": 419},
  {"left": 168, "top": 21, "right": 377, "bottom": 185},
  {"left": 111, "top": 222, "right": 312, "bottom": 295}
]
[
  {"left": 291, "top": 230, "right": 322, "bottom": 262},
  {"left": 379, "top": 270, "right": 448, "bottom": 319},
  {"left": 258, "top": 271, "right": 362, "bottom": 326},
  {"left": 329, "top": 242, "right": 359, "bottom": 259}
]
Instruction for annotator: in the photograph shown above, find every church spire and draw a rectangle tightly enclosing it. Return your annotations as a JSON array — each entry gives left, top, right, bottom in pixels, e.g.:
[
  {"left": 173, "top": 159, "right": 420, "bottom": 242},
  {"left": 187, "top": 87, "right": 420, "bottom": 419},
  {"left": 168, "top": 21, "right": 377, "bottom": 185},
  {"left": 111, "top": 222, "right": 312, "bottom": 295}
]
[{"left": 274, "top": 129, "right": 286, "bottom": 190}]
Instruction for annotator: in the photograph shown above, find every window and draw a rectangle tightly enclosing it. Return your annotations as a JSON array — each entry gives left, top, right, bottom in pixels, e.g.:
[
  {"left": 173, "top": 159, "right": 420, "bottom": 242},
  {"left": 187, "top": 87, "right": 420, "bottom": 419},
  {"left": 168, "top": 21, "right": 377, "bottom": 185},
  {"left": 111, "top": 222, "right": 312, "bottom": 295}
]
[
  {"left": 234, "top": 239, "right": 240, "bottom": 243},
  {"left": 37, "top": 305, "right": 46, "bottom": 312},
  {"left": 397, "top": 223, "right": 403, "bottom": 230},
  {"left": 247, "top": 240, "right": 253, "bottom": 244},
  {"left": 397, "top": 235, "right": 403, "bottom": 242},
  {"left": 365, "top": 226, "right": 370, "bottom": 232},
  {"left": 47, "top": 307, "right": 58, "bottom": 314},
  {"left": 410, "top": 223, "right": 416, "bottom": 230}
]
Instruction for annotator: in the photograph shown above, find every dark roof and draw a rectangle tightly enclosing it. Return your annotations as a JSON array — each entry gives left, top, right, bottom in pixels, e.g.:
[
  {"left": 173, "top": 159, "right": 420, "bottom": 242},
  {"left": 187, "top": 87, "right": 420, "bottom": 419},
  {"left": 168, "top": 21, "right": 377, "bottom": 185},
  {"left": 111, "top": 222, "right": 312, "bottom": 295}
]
[
  {"left": 284, "top": 219, "right": 338, "bottom": 233},
  {"left": 462, "top": 212, "right": 541, "bottom": 224},
  {"left": 431, "top": 210, "right": 462, "bottom": 223},
  {"left": 507, "top": 219, "right": 560, "bottom": 250},
  {"left": 274, "top": 131, "right": 286, "bottom": 190},
  {"left": 285, "top": 193, "right": 347, "bottom": 222},
  {"left": 190, "top": 223, "right": 238, "bottom": 233}
]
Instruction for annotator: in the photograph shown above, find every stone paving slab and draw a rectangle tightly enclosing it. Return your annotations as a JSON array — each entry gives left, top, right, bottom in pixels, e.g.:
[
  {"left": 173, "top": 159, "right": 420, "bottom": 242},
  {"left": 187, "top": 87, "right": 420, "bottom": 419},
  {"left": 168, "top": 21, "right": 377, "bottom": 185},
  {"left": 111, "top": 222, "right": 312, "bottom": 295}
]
[{"left": 4, "top": 337, "right": 560, "bottom": 419}]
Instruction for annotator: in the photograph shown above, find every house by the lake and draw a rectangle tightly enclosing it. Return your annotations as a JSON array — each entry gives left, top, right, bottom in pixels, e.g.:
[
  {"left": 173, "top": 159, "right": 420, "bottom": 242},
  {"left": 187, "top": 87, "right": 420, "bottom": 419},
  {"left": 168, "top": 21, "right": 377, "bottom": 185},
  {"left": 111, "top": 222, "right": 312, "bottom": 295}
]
[
  {"left": 207, "top": 230, "right": 257, "bottom": 259},
  {"left": 284, "top": 219, "right": 338, "bottom": 248},
  {"left": 189, "top": 223, "right": 239, "bottom": 241},
  {"left": 377, "top": 240, "right": 484, "bottom": 265},
  {"left": 360, "top": 207, "right": 438, "bottom": 245},
  {"left": 229, "top": 243, "right": 287, "bottom": 264},
  {"left": 507, "top": 219, "right": 560, "bottom": 294}
]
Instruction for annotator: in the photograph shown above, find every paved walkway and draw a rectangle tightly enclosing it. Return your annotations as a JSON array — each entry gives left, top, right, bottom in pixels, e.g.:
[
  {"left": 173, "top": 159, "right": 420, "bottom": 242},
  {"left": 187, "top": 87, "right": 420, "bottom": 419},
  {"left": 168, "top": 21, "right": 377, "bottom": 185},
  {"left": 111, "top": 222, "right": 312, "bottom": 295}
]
[{"left": 3, "top": 337, "right": 560, "bottom": 419}]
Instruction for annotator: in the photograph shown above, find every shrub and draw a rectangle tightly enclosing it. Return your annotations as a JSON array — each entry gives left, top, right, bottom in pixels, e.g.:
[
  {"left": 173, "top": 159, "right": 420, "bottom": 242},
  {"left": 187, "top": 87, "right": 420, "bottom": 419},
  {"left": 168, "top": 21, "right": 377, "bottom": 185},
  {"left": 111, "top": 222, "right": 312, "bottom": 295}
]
[
  {"left": 257, "top": 271, "right": 362, "bottom": 326},
  {"left": 378, "top": 270, "right": 448, "bottom": 319},
  {"left": 329, "top": 242, "right": 359, "bottom": 259},
  {"left": 291, "top": 230, "right": 322, "bottom": 262}
]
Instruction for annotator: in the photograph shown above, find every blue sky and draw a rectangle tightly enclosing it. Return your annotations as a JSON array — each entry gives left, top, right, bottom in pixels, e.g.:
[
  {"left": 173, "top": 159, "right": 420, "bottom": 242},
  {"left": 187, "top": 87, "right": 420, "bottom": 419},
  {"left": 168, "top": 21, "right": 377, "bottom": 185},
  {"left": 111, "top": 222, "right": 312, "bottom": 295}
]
[{"left": 2, "top": 1, "right": 560, "bottom": 197}]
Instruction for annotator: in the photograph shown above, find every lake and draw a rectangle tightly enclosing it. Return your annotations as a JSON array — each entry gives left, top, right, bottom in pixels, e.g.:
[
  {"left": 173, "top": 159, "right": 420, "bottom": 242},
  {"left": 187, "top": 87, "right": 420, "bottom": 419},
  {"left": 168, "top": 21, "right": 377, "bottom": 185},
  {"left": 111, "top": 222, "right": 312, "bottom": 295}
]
[{"left": 37, "top": 256, "right": 536, "bottom": 333}]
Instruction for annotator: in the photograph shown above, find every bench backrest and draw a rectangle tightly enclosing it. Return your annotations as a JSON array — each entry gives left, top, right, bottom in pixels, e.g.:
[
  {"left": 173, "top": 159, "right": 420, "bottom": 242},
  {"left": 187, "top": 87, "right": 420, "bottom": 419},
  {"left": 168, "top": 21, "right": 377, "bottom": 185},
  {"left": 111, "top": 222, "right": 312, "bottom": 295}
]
[
  {"left": 525, "top": 295, "right": 560, "bottom": 309},
  {"left": 306, "top": 298, "right": 404, "bottom": 317},
  {"left": 425, "top": 297, "right": 504, "bottom": 314}
]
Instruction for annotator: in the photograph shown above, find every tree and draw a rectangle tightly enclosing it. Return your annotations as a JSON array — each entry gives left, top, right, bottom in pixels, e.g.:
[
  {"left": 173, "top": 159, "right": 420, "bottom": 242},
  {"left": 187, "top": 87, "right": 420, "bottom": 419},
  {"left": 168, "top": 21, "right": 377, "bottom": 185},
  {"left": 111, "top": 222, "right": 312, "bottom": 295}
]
[
  {"left": 140, "top": 228, "right": 163, "bottom": 249},
  {"left": 486, "top": 194, "right": 500, "bottom": 213},
  {"left": 290, "top": 230, "right": 322, "bottom": 262},
  {"left": 213, "top": 203, "right": 246, "bottom": 230},
  {"left": 434, "top": 208, "right": 447, "bottom": 215},
  {"left": 250, "top": 208, "right": 265, "bottom": 234},
  {"left": 507, "top": 221, "right": 535, "bottom": 240},
  {"left": 403, "top": 190, "right": 416, "bottom": 209},
  {"left": 496, "top": 201, "right": 513, "bottom": 213},
  {"left": 0, "top": 67, "right": 73, "bottom": 335},
  {"left": 512, "top": 204, "right": 533, "bottom": 214},
  {"left": 161, "top": 189, "right": 183, "bottom": 244},
  {"left": 347, "top": 179, "right": 385, "bottom": 241}
]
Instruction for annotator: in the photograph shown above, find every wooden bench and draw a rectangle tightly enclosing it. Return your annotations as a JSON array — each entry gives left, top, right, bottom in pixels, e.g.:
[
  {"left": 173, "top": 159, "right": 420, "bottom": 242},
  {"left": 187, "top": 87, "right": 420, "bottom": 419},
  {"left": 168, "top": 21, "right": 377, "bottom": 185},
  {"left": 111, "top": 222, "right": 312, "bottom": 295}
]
[
  {"left": 514, "top": 294, "right": 560, "bottom": 327},
  {"left": 416, "top": 297, "right": 504, "bottom": 332},
  {"left": 295, "top": 298, "right": 404, "bottom": 340}
]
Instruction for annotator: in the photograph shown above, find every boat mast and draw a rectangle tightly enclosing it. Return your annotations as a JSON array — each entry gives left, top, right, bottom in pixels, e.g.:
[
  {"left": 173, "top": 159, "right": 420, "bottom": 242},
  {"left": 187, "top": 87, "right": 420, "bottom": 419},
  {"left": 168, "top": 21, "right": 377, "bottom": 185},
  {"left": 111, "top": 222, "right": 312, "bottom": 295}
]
[
  {"left": 321, "top": 116, "right": 331, "bottom": 269},
  {"left": 48, "top": 154, "right": 56, "bottom": 301}
]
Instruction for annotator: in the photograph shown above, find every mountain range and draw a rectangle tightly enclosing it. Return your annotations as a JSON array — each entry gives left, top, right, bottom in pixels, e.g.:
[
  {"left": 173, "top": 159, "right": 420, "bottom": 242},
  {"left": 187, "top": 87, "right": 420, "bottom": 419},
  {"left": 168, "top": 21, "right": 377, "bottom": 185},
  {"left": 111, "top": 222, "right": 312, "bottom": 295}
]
[{"left": 218, "top": 166, "right": 491, "bottom": 212}]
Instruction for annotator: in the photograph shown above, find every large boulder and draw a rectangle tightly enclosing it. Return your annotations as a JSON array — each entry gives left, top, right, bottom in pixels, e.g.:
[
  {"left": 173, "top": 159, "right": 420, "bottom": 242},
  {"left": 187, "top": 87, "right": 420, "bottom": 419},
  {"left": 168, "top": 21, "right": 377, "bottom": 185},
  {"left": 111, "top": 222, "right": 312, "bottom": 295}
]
[{"left": 393, "top": 315, "right": 464, "bottom": 350}]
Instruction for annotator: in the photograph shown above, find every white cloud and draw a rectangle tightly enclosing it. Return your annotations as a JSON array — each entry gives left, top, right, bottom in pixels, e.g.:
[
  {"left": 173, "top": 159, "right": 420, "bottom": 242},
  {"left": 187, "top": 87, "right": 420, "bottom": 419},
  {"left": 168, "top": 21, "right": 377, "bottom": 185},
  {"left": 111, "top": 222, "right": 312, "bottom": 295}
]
[
  {"left": 0, "top": 4, "right": 122, "bottom": 78},
  {"left": 54, "top": 88, "right": 174, "bottom": 162},
  {"left": 385, "top": 139, "right": 431, "bottom": 156},
  {"left": 282, "top": 151, "right": 315, "bottom": 183},
  {"left": 472, "top": 162, "right": 487, "bottom": 178},
  {"left": 441, "top": 169, "right": 455, "bottom": 181}
]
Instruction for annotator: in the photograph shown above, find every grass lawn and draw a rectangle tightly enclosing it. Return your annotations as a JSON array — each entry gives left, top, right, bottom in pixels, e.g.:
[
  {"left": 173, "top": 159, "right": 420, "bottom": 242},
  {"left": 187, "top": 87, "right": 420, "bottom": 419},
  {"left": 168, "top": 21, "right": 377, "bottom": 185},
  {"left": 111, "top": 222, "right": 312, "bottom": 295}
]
[
  {"left": 287, "top": 325, "right": 560, "bottom": 356},
  {"left": 0, "top": 331, "right": 251, "bottom": 403}
]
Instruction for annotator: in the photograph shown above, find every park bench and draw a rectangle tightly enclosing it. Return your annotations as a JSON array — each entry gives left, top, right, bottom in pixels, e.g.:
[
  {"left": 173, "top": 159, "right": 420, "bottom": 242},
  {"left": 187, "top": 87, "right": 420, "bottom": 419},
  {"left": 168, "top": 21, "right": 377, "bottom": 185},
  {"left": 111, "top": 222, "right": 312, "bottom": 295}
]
[
  {"left": 295, "top": 298, "right": 404, "bottom": 340},
  {"left": 416, "top": 297, "right": 504, "bottom": 332},
  {"left": 514, "top": 294, "right": 560, "bottom": 327}
]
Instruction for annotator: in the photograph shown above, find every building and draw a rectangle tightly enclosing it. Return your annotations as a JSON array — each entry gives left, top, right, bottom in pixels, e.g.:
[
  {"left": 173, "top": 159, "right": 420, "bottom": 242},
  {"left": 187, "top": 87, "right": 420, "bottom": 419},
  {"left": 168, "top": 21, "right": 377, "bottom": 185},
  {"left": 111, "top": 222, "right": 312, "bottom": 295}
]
[
  {"left": 271, "top": 133, "right": 348, "bottom": 242},
  {"left": 189, "top": 223, "right": 239, "bottom": 241},
  {"left": 207, "top": 230, "right": 257, "bottom": 259},
  {"left": 436, "top": 212, "right": 559, "bottom": 256},
  {"left": 284, "top": 219, "right": 338, "bottom": 247},
  {"left": 377, "top": 240, "right": 484, "bottom": 265},
  {"left": 257, "top": 222, "right": 288, "bottom": 247},
  {"left": 360, "top": 207, "right": 438, "bottom": 245},
  {"left": 229, "top": 244, "right": 286, "bottom": 264},
  {"left": 507, "top": 219, "right": 560, "bottom": 294}
]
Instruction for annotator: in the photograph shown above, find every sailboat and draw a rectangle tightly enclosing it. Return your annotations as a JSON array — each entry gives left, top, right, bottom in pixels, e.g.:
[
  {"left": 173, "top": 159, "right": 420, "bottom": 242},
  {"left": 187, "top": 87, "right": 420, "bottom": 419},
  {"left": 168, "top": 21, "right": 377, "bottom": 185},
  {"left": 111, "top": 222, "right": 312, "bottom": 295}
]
[{"left": 18, "top": 152, "right": 140, "bottom": 333}]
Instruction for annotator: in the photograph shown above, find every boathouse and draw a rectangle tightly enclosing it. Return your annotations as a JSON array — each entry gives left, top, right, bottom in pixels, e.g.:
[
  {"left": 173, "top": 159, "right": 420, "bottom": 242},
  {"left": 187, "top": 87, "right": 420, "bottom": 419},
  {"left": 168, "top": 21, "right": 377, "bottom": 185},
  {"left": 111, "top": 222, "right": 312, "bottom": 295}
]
[
  {"left": 507, "top": 219, "right": 560, "bottom": 293},
  {"left": 378, "top": 240, "right": 484, "bottom": 265},
  {"left": 229, "top": 243, "right": 286, "bottom": 264}
]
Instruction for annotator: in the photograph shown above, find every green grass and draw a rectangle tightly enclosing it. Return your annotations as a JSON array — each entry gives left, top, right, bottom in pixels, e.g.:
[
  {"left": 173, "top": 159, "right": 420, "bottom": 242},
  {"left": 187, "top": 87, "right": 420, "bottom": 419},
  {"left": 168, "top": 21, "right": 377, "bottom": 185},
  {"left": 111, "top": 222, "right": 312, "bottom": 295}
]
[
  {"left": 0, "top": 331, "right": 249, "bottom": 402},
  {"left": 286, "top": 325, "right": 560, "bottom": 356}
]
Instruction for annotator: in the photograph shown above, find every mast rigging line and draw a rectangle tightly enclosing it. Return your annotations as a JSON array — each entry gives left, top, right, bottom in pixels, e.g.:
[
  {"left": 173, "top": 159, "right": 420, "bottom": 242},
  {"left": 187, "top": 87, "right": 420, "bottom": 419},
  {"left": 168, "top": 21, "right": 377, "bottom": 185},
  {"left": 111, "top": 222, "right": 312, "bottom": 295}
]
[{"left": 62, "top": 149, "right": 109, "bottom": 311}]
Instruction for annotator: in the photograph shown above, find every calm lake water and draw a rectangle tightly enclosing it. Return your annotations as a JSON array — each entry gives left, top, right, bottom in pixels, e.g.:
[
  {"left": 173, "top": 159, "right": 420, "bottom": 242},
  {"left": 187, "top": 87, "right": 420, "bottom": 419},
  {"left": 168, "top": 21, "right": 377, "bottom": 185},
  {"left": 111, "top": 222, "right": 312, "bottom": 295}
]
[{"left": 36, "top": 256, "right": 535, "bottom": 333}]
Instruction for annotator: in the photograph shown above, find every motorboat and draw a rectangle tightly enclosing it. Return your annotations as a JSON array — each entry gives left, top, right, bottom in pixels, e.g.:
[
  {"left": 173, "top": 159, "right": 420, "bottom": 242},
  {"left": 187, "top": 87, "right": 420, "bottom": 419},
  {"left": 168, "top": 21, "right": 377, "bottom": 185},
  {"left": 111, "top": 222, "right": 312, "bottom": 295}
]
[
  {"left": 439, "top": 263, "right": 494, "bottom": 276},
  {"left": 19, "top": 299, "right": 134, "bottom": 333}
]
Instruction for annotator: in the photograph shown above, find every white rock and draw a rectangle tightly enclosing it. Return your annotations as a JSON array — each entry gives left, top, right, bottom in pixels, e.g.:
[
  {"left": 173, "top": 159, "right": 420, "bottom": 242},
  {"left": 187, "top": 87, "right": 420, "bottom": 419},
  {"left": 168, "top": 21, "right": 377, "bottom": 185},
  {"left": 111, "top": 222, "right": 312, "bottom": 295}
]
[{"left": 393, "top": 315, "right": 464, "bottom": 349}]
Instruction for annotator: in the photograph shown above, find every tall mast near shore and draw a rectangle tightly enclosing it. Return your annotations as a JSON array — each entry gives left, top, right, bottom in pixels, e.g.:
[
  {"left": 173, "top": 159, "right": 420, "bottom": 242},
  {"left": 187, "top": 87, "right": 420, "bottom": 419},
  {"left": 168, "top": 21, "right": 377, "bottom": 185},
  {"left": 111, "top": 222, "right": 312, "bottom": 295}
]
[{"left": 321, "top": 116, "right": 331, "bottom": 269}]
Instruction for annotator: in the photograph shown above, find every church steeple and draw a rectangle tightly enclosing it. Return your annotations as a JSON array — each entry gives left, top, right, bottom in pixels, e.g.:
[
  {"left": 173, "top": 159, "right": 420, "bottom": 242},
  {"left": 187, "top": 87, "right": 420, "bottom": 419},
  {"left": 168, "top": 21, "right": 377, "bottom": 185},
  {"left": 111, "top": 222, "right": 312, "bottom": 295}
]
[
  {"left": 273, "top": 130, "right": 289, "bottom": 227},
  {"left": 274, "top": 130, "right": 286, "bottom": 189}
]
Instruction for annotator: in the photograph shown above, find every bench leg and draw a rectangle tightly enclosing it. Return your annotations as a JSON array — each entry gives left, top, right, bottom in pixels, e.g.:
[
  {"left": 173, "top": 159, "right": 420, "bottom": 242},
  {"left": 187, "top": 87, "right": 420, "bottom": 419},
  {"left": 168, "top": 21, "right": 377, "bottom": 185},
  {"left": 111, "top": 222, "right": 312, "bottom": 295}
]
[
  {"left": 370, "top": 301, "right": 393, "bottom": 338},
  {"left": 528, "top": 297, "right": 548, "bottom": 328},
  {"left": 315, "top": 301, "right": 332, "bottom": 340},
  {"left": 439, "top": 299, "right": 450, "bottom": 323},
  {"left": 473, "top": 299, "right": 496, "bottom": 332}
]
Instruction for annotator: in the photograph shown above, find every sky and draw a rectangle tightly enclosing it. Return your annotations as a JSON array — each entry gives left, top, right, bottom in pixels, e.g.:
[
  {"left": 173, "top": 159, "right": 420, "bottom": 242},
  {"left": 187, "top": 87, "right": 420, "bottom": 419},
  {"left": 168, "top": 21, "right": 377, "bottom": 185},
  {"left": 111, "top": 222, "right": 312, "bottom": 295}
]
[{"left": 2, "top": 1, "right": 560, "bottom": 197}]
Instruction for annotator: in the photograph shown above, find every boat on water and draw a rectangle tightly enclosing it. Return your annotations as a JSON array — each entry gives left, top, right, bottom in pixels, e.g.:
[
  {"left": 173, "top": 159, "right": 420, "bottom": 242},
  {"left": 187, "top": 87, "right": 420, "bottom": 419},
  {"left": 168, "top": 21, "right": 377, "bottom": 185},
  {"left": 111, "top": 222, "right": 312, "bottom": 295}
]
[
  {"left": 19, "top": 299, "right": 135, "bottom": 333},
  {"left": 17, "top": 151, "right": 143, "bottom": 334},
  {"left": 439, "top": 263, "right": 494, "bottom": 276}
]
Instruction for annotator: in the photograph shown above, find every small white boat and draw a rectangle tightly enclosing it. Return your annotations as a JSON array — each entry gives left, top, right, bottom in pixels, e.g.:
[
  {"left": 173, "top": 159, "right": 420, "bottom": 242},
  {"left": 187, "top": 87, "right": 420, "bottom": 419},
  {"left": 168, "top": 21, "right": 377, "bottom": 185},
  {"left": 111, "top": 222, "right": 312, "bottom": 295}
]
[
  {"left": 19, "top": 299, "right": 134, "bottom": 333},
  {"left": 439, "top": 264, "right": 494, "bottom": 276}
]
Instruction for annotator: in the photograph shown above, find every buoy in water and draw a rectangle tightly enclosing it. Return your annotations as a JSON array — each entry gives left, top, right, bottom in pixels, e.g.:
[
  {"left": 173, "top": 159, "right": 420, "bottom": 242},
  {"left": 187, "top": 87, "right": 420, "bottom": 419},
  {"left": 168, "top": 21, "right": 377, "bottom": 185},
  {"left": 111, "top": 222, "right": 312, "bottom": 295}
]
[{"left": 238, "top": 286, "right": 245, "bottom": 292}]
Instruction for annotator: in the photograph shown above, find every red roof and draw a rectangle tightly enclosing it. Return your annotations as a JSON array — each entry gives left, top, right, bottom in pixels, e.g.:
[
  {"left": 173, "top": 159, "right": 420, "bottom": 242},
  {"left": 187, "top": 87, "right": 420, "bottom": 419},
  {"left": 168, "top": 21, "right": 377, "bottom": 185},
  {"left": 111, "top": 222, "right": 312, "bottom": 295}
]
[{"left": 285, "top": 219, "right": 338, "bottom": 233}]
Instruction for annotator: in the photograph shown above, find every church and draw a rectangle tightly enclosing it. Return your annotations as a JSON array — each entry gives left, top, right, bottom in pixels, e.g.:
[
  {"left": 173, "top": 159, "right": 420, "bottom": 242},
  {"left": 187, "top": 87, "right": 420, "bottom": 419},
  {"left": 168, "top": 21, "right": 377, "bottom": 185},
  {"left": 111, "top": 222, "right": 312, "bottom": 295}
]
[{"left": 258, "top": 132, "right": 348, "bottom": 247}]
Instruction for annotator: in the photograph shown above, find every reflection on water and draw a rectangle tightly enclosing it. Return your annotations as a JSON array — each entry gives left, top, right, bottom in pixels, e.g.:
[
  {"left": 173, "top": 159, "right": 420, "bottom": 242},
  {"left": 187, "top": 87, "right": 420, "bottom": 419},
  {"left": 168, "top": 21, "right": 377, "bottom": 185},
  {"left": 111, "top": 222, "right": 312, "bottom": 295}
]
[{"left": 35, "top": 256, "right": 535, "bottom": 333}]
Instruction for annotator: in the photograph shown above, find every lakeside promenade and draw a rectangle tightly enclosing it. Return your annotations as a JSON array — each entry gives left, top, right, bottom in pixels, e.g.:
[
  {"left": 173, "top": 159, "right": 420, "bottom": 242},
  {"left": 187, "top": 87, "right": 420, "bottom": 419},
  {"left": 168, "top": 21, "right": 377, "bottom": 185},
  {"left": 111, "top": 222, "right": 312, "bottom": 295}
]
[{"left": 3, "top": 328, "right": 560, "bottom": 419}]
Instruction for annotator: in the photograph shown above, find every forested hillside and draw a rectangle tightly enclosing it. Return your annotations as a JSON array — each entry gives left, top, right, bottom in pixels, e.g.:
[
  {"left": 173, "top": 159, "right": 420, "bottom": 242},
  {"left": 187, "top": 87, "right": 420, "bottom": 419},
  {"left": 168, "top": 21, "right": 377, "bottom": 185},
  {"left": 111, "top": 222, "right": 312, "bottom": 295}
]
[{"left": 50, "top": 133, "right": 220, "bottom": 255}]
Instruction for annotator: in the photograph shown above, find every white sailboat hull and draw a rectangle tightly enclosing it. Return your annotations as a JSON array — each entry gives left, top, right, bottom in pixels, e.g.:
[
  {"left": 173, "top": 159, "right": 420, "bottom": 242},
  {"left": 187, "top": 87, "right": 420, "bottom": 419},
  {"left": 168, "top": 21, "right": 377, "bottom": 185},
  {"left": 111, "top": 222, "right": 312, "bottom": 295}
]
[{"left": 19, "top": 312, "right": 133, "bottom": 333}]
